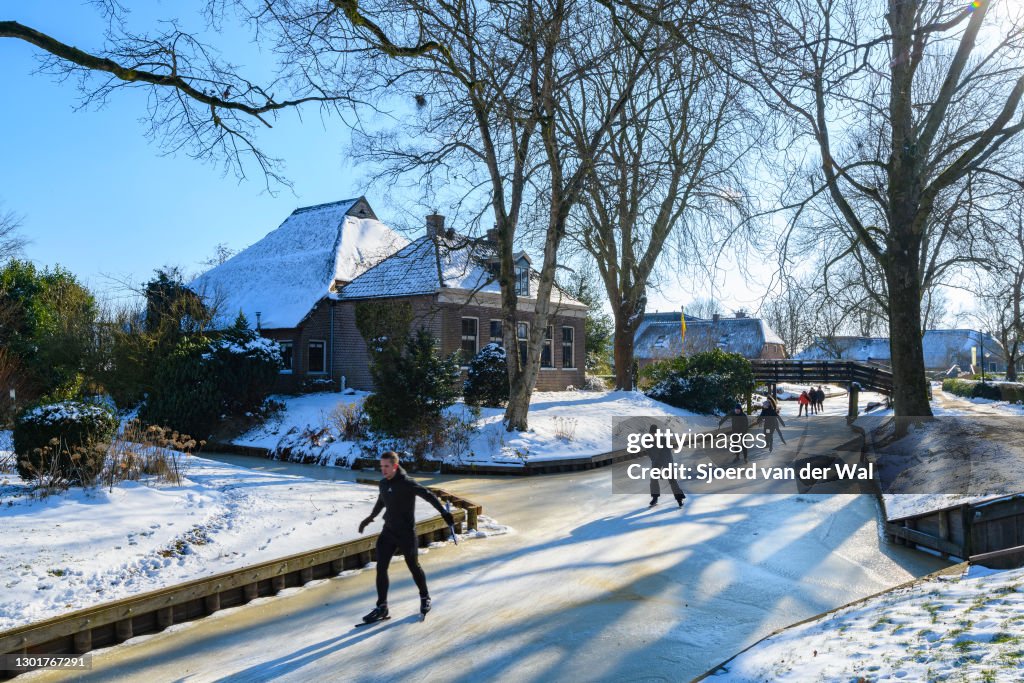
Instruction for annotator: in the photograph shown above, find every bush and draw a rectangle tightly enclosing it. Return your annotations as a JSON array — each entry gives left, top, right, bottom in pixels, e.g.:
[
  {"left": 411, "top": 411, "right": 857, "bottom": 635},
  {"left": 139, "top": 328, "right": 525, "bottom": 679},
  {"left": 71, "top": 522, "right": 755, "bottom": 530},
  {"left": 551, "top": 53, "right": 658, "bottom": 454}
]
[
  {"left": 971, "top": 381, "right": 1002, "bottom": 400},
  {"left": 141, "top": 323, "right": 281, "bottom": 439},
  {"left": 463, "top": 343, "right": 510, "bottom": 407},
  {"left": 13, "top": 400, "right": 118, "bottom": 484},
  {"left": 363, "top": 329, "right": 461, "bottom": 462},
  {"left": 328, "top": 401, "right": 367, "bottom": 440},
  {"left": 643, "top": 349, "right": 754, "bottom": 415}
]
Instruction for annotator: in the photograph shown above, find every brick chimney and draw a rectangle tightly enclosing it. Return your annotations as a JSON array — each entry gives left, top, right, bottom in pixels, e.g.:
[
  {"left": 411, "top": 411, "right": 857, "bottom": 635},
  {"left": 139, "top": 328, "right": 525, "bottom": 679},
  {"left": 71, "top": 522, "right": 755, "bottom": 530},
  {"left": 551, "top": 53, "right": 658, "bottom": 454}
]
[
  {"left": 486, "top": 226, "right": 500, "bottom": 244},
  {"left": 735, "top": 310, "right": 747, "bottom": 319},
  {"left": 712, "top": 313, "right": 721, "bottom": 323},
  {"left": 426, "top": 213, "right": 445, "bottom": 239}
]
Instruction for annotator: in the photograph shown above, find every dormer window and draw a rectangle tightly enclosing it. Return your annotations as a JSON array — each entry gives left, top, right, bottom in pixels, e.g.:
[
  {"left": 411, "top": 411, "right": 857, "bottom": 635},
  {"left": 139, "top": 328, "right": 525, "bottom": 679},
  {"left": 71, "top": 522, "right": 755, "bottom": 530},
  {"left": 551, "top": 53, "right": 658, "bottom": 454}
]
[{"left": 515, "top": 266, "right": 529, "bottom": 296}]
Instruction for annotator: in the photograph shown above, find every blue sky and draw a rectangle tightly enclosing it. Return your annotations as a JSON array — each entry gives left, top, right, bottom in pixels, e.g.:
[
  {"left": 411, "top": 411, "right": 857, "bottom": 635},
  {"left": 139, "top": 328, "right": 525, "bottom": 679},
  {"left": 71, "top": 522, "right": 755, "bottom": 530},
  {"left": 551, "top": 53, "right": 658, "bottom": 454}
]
[{"left": 0, "top": 2, "right": 842, "bottom": 318}]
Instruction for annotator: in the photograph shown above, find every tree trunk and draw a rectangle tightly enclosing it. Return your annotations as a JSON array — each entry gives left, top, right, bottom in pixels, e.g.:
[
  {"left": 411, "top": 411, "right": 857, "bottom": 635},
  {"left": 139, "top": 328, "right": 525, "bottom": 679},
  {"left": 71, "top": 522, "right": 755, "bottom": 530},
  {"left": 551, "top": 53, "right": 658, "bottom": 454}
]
[
  {"left": 613, "top": 325, "right": 635, "bottom": 391},
  {"left": 886, "top": 253, "right": 933, "bottom": 418},
  {"left": 612, "top": 306, "right": 640, "bottom": 391}
]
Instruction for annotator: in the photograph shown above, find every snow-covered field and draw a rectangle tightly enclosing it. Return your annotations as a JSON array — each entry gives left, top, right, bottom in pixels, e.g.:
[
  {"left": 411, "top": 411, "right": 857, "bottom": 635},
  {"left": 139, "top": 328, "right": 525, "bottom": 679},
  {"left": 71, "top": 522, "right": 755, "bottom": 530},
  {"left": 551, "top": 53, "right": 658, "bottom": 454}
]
[
  {"left": 233, "top": 390, "right": 701, "bottom": 467},
  {"left": 0, "top": 453, "right": 501, "bottom": 631},
  {"left": 713, "top": 564, "right": 1024, "bottom": 682}
]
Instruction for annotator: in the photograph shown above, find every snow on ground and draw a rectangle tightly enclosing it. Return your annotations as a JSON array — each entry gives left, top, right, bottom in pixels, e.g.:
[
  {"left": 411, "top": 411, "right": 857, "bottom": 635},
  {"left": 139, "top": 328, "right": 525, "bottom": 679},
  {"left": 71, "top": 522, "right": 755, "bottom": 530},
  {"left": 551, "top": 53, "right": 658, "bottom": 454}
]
[
  {"left": 713, "top": 565, "right": 1024, "bottom": 682},
  {"left": 932, "top": 384, "right": 1024, "bottom": 417},
  {"left": 772, "top": 383, "right": 848, "bottom": 401},
  {"left": 877, "top": 387, "right": 1024, "bottom": 520},
  {"left": 0, "top": 454, "right": 493, "bottom": 631},
  {"left": 232, "top": 390, "right": 701, "bottom": 467},
  {"left": 451, "top": 390, "right": 700, "bottom": 466},
  {"left": 233, "top": 390, "right": 369, "bottom": 465}
]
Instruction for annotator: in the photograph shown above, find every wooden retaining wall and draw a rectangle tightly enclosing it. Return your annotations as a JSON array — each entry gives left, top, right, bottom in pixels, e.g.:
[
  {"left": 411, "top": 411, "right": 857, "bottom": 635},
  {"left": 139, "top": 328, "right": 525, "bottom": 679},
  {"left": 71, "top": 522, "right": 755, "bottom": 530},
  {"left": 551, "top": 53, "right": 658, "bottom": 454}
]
[
  {"left": 0, "top": 495, "right": 478, "bottom": 679},
  {"left": 885, "top": 494, "right": 1024, "bottom": 566}
]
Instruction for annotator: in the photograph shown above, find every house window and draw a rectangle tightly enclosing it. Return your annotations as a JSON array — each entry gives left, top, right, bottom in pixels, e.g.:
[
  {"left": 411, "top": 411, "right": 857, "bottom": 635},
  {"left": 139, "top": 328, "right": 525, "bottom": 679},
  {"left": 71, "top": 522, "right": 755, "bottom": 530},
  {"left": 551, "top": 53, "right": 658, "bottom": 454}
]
[
  {"left": 515, "top": 266, "right": 529, "bottom": 297},
  {"left": 489, "top": 320, "right": 503, "bottom": 345},
  {"left": 517, "top": 322, "right": 529, "bottom": 366},
  {"left": 562, "top": 326, "right": 575, "bottom": 368},
  {"left": 279, "top": 341, "right": 294, "bottom": 374},
  {"left": 308, "top": 340, "right": 326, "bottom": 374},
  {"left": 654, "top": 334, "right": 668, "bottom": 349},
  {"left": 541, "top": 325, "right": 554, "bottom": 367},
  {"left": 461, "top": 317, "right": 479, "bottom": 363}
]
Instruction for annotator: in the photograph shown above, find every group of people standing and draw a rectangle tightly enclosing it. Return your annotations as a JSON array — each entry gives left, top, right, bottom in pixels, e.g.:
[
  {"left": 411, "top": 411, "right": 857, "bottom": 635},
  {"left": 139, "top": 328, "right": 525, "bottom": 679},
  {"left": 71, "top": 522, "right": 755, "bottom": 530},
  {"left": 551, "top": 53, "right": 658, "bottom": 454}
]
[{"left": 797, "top": 386, "right": 826, "bottom": 416}]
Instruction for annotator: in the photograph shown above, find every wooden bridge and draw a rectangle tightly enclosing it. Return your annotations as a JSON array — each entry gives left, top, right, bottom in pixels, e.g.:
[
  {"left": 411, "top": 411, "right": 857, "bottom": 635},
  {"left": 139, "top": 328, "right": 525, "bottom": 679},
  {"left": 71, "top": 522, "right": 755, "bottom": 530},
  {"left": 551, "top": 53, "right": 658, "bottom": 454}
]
[{"left": 751, "top": 359, "right": 894, "bottom": 395}]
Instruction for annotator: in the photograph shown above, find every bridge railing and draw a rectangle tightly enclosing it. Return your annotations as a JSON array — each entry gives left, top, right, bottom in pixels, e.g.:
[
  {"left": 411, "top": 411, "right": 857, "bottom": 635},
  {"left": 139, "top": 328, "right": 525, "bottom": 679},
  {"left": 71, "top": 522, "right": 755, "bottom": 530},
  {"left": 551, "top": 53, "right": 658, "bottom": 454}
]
[{"left": 750, "top": 360, "right": 893, "bottom": 394}]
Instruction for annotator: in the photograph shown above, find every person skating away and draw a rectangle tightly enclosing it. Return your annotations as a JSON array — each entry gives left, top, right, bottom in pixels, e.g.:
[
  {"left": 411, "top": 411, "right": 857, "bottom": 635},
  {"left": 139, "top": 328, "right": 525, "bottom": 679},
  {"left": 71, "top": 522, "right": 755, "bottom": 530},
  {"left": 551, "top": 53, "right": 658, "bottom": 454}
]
[
  {"left": 798, "top": 390, "right": 810, "bottom": 417},
  {"left": 645, "top": 424, "right": 685, "bottom": 507},
  {"left": 752, "top": 399, "right": 787, "bottom": 452},
  {"left": 718, "top": 403, "right": 751, "bottom": 462},
  {"left": 815, "top": 386, "right": 826, "bottom": 413},
  {"left": 358, "top": 451, "right": 455, "bottom": 623}
]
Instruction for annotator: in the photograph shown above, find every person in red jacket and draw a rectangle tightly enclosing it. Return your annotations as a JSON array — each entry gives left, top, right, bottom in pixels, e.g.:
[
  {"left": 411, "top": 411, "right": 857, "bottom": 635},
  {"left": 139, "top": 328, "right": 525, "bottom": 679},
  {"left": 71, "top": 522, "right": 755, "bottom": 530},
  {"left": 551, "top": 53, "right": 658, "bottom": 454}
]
[{"left": 798, "top": 390, "right": 811, "bottom": 417}]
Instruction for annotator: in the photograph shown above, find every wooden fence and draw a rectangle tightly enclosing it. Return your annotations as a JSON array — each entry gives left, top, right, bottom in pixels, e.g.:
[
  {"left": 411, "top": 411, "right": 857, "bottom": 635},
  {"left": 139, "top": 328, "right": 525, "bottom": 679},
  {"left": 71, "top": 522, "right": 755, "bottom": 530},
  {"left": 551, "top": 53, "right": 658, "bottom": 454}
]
[
  {"left": 751, "top": 359, "right": 894, "bottom": 394},
  {"left": 885, "top": 494, "right": 1024, "bottom": 567}
]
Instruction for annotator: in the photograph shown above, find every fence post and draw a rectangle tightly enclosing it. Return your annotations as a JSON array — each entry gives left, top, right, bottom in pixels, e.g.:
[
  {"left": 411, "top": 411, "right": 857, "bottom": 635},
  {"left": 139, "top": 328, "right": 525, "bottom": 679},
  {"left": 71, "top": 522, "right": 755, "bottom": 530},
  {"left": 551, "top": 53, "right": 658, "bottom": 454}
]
[{"left": 848, "top": 383, "right": 859, "bottom": 419}]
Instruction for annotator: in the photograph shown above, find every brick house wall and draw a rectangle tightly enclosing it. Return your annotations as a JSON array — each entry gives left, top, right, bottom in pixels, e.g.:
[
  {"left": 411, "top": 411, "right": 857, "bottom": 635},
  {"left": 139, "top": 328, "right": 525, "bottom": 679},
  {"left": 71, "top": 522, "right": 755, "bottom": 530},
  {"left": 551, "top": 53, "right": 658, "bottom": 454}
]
[{"left": 262, "top": 293, "right": 585, "bottom": 393}]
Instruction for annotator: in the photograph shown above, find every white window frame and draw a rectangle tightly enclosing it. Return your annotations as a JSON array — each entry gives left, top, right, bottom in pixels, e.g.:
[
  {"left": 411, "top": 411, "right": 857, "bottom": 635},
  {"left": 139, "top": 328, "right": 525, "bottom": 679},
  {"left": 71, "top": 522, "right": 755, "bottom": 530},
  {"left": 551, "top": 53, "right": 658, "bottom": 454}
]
[
  {"left": 460, "top": 317, "right": 479, "bottom": 366},
  {"left": 541, "top": 325, "right": 554, "bottom": 368},
  {"left": 489, "top": 319, "right": 503, "bottom": 345},
  {"left": 307, "top": 339, "right": 327, "bottom": 375},
  {"left": 279, "top": 340, "right": 294, "bottom": 374},
  {"left": 517, "top": 322, "right": 529, "bottom": 367},
  {"left": 515, "top": 266, "right": 529, "bottom": 297},
  {"left": 562, "top": 326, "right": 575, "bottom": 369}
]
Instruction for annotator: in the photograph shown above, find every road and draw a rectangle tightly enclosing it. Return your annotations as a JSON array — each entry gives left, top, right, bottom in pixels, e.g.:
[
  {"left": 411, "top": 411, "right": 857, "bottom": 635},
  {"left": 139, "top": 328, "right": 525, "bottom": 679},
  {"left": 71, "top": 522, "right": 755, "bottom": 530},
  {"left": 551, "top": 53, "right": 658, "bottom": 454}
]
[{"left": 30, "top": 398, "right": 947, "bottom": 683}]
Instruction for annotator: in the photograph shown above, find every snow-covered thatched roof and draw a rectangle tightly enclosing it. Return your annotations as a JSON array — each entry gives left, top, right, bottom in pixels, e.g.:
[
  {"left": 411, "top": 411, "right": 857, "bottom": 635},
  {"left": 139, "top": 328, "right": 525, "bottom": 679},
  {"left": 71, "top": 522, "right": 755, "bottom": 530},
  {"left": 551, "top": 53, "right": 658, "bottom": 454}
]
[
  {"left": 338, "top": 232, "right": 586, "bottom": 308},
  {"left": 794, "top": 330, "right": 1007, "bottom": 368},
  {"left": 190, "top": 198, "right": 407, "bottom": 329},
  {"left": 634, "top": 312, "right": 784, "bottom": 360}
]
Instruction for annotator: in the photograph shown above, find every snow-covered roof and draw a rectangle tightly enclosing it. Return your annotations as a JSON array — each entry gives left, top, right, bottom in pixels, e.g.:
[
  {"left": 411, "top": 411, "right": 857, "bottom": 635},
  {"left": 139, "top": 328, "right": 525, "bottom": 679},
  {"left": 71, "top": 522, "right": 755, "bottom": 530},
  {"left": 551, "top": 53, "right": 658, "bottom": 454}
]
[
  {"left": 634, "top": 312, "right": 783, "bottom": 359},
  {"left": 338, "top": 232, "right": 586, "bottom": 308},
  {"left": 190, "top": 198, "right": 408, "bottom": 329},
  {"left": 793, "top": 330, "right": 1006, "bottom": 367}
]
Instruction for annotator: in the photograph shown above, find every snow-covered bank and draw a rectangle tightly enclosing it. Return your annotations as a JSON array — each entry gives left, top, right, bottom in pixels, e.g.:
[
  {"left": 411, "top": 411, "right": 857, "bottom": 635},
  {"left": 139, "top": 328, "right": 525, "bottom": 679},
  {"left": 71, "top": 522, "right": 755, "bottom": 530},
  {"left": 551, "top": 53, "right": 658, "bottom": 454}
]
[
  {"left": 712, "top": 565, "right": 1024, "bottom": 682},
  {"left": 0, "top": 455, "right": 499, "bottom": 631},
  {"left": 874, "top": 388, "right": 1024, "bottom": 520},
  {"left": 232, "top": 390, "right": 369, "bottom": 465},
  {"left": 231, "top": 390, "right": 700, "bottom": 467}
]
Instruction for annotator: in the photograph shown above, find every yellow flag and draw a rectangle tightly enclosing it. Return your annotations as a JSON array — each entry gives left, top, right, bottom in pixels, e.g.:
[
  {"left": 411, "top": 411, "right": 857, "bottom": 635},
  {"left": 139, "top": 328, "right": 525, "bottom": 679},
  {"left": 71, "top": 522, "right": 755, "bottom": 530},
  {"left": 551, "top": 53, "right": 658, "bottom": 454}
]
[{"left": 680, "top": 306, "right": 687, "bottom": 356}]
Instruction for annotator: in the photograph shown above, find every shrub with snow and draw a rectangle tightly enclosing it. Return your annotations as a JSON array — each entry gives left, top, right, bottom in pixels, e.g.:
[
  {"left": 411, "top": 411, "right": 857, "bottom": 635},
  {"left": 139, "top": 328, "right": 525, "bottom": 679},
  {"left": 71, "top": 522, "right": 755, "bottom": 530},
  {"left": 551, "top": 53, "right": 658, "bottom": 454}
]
[
  {"left": 141, "top": 321, "right": 282, "bottom": 439},
  {"left": 13, "top": 401, "right": 118, "bottom": 484},
  {"left": 643, "top": 349, "right": 754, "bottom": 415},
  {"left": 463, "top": 343, "right": 510, "bottom": 408}
]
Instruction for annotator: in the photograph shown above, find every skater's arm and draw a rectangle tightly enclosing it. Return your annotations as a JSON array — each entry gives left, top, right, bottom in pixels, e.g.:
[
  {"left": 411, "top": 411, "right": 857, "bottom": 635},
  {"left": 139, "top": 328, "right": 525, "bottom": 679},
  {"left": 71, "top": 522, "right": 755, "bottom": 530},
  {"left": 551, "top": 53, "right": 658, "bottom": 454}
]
[
  {"left": 359, "top": 492, "right": 385, "bottom": 533},
  {"left": 409, "top": 479, "right": 455, "bottom": 524}
]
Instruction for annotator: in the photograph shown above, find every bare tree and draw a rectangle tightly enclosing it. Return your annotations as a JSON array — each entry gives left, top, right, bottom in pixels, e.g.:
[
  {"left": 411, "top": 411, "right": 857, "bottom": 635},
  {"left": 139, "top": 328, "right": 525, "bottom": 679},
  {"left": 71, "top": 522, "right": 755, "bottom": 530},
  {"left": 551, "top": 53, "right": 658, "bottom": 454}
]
[
  {"left": 739, "top": 0, "right": 1024, "bottom": 417},
  {"left": 351, "top": 0, "right": 653, "bottom": 428},
  {"left": 565, "top": 30, "right": 752, "bottom": 389},
  {"left": 0, "top": 209, "right": 26, "bottom": 262},
  {"left": 972, "top": 185, "right": 1024, "bottom": 380}
]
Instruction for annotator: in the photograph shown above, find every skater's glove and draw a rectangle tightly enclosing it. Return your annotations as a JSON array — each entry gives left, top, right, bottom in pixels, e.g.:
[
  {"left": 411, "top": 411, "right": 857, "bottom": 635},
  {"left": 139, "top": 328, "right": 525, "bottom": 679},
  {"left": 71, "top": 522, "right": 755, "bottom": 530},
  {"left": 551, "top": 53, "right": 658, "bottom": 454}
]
[
  {"left": 358, "top": 516, "right": 374, "bottom": 534},
  {"left": 441, "top": 510, "right": 455, "bottom": 527}
]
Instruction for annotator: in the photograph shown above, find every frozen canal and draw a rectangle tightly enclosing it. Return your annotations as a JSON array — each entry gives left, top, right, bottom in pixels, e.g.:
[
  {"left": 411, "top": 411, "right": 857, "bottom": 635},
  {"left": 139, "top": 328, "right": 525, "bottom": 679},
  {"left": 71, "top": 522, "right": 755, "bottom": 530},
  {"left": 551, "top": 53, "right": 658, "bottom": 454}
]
[{"left": 29, "top": 398, "right": 947, "bottom": 682}]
